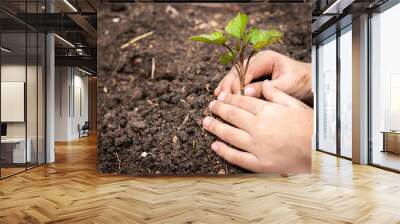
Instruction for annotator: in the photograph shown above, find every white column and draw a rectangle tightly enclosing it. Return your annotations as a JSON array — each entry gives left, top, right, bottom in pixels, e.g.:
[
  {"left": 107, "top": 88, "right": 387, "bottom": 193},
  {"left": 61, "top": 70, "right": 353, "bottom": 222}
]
[
  {"left": 45, "top": 1, "right": 55, "bottom": 163},
  {"left": 46, "top": 33, "right": 55, "bottom": 163}
]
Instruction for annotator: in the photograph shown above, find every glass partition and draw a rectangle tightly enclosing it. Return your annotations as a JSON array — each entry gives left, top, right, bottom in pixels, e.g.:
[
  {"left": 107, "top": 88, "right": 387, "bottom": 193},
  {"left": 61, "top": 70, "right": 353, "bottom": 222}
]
[
  {"left": 317, "top": 35, "right": 337, "bottom": 154},
  {"left": 1, "top": 30, "right": 28, "bottom": 177},
  {"left": 0, "top": 1, "right": 46, "bottom": 179}
]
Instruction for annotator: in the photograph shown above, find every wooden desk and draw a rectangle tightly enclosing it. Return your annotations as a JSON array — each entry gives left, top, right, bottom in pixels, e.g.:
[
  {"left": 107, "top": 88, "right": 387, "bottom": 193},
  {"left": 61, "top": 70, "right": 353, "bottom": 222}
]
[
  {"left": 1, "top": 138, "right": 31, "bottom": 163},
  {"left": 381, "top": 131, "right": 400, "bottom": 154}
]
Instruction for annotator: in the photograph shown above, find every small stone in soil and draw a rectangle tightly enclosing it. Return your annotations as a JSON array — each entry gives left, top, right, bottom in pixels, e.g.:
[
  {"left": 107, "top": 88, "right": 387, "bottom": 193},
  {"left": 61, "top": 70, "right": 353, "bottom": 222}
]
[
  {"left": 170, "top": 96, "right": 180, "bottom": 104},
  {"left": 177, "top": 131, "right": 188, "bottom": 142},
  {"left": 131, "top": 121, "right": 146, "bottom": 129},
  {"left": 218, "top": 169, "right": 226, "bottom": 175},
  {"left": 172, "top": 135, "right": 178, "bottom": 143},
  {"left": 112, "top": 17, "right": 120, "bottom": 23},
  {"left": 140, "top": 152, "right": 147, "bottom": 158}
]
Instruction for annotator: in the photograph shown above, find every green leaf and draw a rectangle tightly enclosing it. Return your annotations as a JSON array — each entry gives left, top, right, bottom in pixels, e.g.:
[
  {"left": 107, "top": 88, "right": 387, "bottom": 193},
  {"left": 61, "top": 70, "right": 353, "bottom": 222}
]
[
  {"left": 225, "top": 12, "right": 248, "bottom": 39},
  {"left": 190, "top": 31, "right": 226, "bottom": 45},
  {"left": 248, "top": 28, "right": 283, "bottom": 50},
  {"left": 219, "top": 52, "right": 234, "bottom": 65}
]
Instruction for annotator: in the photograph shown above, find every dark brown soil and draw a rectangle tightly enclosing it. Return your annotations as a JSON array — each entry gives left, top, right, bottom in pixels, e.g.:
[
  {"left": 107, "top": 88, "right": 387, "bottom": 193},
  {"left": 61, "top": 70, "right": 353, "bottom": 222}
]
[{"left": 97, "top": 3, "right": 311, "bottom": 175}]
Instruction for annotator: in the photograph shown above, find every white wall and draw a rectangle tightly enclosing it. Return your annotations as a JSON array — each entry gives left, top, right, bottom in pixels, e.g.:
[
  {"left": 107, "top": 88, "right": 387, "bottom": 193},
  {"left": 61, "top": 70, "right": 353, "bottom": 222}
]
[
  {"left": 54, "top": 66, "right": 89, "bottom": 141},
  {"left": 1, "top": 65, "right": 26, "bottom": 136},
  {"left": 1, "top": 63, "right": 46, "bottom": 164},
  {"left": 72, "top": 73, "right": 89, "bottom": 138},
  {"left": 1, "top": 65, "right": 35, "bottom": 138},
  {"left": 55, "top": 66, "right": 69, "bottom": 141}
]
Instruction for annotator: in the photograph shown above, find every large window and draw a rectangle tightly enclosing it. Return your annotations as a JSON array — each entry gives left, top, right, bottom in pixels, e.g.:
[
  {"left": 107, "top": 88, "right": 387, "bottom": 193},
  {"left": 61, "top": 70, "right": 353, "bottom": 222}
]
[
  {"left": 339, "top": 26, "right": 352, "bottom": 158},
  {"left": 317, "top": 35, "right": 337, "bottom": 154},
  {"left": 370, "top": 2, "right": 400, "bottom": 171},
  {"left": 316, "top": 24, "right": 353, "bottom": 159}
]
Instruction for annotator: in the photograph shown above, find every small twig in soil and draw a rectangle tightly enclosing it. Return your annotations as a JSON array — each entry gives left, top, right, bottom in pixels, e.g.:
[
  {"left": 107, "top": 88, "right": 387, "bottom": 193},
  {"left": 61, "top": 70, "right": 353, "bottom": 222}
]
[
  {"left": 189, "top": 3, "right": 232, "bottom": 8},
  {"left": 177, "top": 113, "right": 190, "bottom": 131},
  {"left": 114, "top": 152, "right": 121, "bottom": 171},
  {"left": 192, "top": 140, "right": 197, "bottom": 149},
  {"left": 151, "top": 57, "right": 156, "bottom": 80},
  {"left": 120, "top": 31, "right": 154, "bottom": 49}
]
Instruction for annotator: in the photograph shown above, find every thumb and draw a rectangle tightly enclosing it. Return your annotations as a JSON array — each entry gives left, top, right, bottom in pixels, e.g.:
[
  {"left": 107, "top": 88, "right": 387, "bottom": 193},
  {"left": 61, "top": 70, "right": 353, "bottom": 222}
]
[
  {"left": 262, "top": 80, "right": 309, "bottom": 109},
  {"left": 243, "top": 82, "right": 263, "bottom": 98}
]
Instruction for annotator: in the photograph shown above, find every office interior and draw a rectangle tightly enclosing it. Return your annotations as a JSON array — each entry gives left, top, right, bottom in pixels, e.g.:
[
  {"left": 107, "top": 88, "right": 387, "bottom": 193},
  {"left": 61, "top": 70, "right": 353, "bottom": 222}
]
[
  {"left": 313, "top": 0, "right": 400, "bottom": 172},
  {"left": 0, "top": 0, "right": 398, "bottom": 177},
  {"left": 0, "top": 0, "right": 97, "bottom": 179},
  {"left": 0, "top": 1, "right": 399, "bottom": 222}
]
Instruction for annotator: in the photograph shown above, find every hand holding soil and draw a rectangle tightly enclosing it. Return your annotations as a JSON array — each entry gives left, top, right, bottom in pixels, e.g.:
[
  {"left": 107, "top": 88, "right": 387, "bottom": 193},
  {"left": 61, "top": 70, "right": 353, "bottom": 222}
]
[
  {"left": 204, "top": 81, "right": 312, "bottom": 173},
  {"left": 214, "top": 50, "right": 313, "bottom": 105}
]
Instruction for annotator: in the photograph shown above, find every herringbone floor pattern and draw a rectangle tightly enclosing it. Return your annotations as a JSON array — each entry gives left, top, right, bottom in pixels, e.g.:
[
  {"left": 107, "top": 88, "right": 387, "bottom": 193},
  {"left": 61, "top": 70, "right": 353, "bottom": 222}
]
[{"left": 1, "top": 135, "right": 400, "bottom": 224}]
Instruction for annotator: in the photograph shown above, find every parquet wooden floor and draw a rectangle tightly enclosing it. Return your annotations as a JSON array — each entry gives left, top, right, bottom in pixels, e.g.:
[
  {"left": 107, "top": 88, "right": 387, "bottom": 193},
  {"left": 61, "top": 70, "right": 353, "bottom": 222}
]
[{"left": 1, "top": 135, "right": 400, "bottom": 224}]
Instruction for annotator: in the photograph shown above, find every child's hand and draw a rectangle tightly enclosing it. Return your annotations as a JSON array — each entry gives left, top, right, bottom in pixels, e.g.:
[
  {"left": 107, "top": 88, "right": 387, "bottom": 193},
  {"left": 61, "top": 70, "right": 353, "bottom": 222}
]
[
  {"left": 214, "top": 50, "right": 312, "bottom": 104},
  {"left": 204, "top": 81, "right": 312, "bottom": 173}
]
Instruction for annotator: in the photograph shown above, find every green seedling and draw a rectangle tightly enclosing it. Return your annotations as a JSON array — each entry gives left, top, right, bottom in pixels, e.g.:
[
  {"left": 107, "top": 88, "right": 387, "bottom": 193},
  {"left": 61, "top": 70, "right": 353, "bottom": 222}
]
[{"left": 190, "top": 12, "right": 283, "bottom": 95}]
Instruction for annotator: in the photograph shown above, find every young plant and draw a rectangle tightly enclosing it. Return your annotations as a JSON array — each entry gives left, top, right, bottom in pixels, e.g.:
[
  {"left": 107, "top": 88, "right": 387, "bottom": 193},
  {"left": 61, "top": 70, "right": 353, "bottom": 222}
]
[{"left": 190, "top": 12, "right": 283, "bottom": 95}]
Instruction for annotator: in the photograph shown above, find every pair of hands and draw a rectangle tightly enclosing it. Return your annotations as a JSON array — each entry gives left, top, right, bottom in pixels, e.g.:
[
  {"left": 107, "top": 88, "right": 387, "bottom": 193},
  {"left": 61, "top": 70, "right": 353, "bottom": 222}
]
[{"left": 203, "top": 50, "right": 313, "bottom": 173}]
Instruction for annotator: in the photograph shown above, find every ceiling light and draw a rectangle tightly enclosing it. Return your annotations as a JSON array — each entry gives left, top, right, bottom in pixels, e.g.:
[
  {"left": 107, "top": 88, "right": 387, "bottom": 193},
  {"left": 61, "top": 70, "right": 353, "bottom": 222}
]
[
  {"left": 54, "top": 34, "right": 75, "bottom": 48},
  {"left": 78, "top": 67, "right": 93, "bottom": 76},
  {"left": 323, "top": 0, "right": 355, "bottom": 15},
  {"left": 1, "top": 47, "right": 11, "bottom": 53},
  {"left": 63, "top": 0, "right": 78, "bottom": 12}
]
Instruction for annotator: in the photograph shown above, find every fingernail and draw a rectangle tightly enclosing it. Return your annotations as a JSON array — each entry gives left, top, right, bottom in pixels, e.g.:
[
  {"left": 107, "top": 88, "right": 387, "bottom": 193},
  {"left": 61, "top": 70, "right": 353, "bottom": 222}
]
[
  {"left": 244, "top": 87, "right": 256, "bottom": 96},
  {"left": 217, "top": 92, "right": 226, "bottom": 101},
  {"left": 211, "top": 142, "right": 219, "bottom": 152},
  {"left": 203, "top": 116, "right": 212, "bottom": 128},
  {"left": 209, "top": 100, "right": 216, "bottom": 109}
]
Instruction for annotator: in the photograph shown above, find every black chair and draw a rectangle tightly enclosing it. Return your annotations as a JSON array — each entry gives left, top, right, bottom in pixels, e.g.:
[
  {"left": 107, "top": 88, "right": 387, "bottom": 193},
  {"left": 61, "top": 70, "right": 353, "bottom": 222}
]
[{"left": 79, "top": 121, "right": 90, "bottom": 138}]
